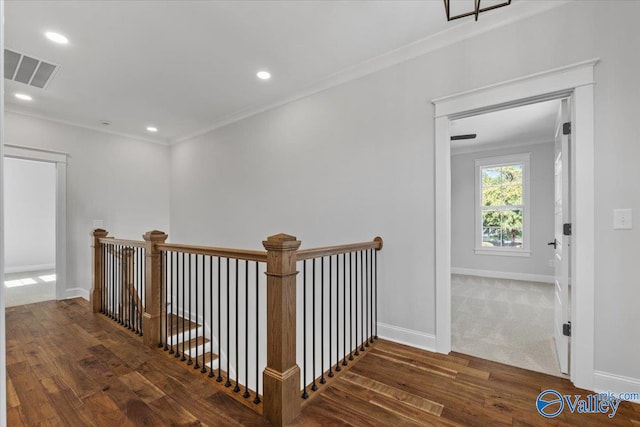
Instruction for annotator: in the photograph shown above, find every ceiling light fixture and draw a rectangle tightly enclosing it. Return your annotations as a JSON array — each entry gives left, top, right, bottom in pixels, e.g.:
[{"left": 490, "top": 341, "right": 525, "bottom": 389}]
[
  {"left": 256, "top": 71, "right": 271, "bottom": 80},
  {"left": 146, "top": 126, "right": 158, "bottom": 132},
  {"left": 14, "top": 93, "right": 33, "bottom": 101},
  {"left": 45, "top": 31, "right": 69, "bottom": 44},
  {"left": 444, "top": 0, "right": 511, "bottom": 22}
]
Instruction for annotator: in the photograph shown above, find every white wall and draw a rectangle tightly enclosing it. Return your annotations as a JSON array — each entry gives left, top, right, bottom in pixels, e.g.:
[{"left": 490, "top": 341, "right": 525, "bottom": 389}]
[
  {"left": 4, "top": 112, "right": 171, "bottom": 297},
  {"left": 170, "top": 1, "right": 640, "bottom": 385},
  {"left": 451, "top": 142, "right": 554, "bottom": 279},
  {"left": 3, "top": 157, "right": 56, "bottom": 272}
]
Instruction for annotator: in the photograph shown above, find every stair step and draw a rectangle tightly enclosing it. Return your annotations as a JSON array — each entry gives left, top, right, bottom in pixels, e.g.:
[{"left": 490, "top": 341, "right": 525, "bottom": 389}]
[{"left": 167, "top": 314, "right": 199, "bottom": 335}]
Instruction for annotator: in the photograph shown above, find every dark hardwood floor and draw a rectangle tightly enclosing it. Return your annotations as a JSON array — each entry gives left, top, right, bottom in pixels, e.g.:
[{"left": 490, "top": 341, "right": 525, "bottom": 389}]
[{"left": 6, "top": 299, "right": 640, "bottom": 426}]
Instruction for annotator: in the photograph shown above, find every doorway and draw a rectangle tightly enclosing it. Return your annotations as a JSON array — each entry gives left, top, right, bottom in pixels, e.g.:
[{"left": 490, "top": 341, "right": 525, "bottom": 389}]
[
  {"left": 3, "top": 145, "right": 68, "bottom": 302},
  {"left": 448, "top": 99, "right": 567, "bottom": 377},
  {"left": 433, "top": 59, "right": 598, "bottom": 390},
  {"left": 4, "top": 157, "right": 56, "bottom": 306}
]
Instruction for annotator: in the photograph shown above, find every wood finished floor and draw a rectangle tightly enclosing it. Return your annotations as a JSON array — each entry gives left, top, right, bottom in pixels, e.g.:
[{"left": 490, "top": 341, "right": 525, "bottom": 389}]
[{"left": 6, "top": 299, "right": 640, "bottom": 426}]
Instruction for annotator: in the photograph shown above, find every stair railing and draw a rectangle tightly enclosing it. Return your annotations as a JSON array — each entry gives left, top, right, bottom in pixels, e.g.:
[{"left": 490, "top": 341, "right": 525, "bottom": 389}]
[{"left": 90, "top": 229, "right": 383, "bottom": 426}]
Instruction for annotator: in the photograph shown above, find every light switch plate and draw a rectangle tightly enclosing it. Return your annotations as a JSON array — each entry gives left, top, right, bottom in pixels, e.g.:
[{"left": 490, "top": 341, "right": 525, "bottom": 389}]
[{"left": 613, "top": 209, "right": 632, "bottom": 230}]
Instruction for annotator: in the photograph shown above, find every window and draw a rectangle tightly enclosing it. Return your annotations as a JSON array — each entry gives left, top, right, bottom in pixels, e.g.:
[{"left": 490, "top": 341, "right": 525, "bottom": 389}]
[{"left": 474, "top": 153, "right": 530, "bottom": 256}]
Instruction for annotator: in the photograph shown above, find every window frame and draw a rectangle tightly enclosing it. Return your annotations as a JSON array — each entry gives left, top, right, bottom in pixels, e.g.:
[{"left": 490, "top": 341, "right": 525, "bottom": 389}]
[{"left": 474, "top": 153, "right": 531, "bottom": 257}]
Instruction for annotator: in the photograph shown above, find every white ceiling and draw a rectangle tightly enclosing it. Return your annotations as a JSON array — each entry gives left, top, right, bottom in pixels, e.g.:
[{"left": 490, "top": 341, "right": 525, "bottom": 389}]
[
  {"left": 4, "top": 1, "right": 566, "bottom": 144},
  {"left": 450, "top": 99, "right": 560, "bottom": 154}
]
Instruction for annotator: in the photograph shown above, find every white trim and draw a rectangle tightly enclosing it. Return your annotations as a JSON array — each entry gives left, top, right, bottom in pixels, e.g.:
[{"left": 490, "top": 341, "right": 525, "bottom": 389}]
[
  {"left": 65, "top": 287, "right": 89, "bottom": 301},
  {"left": 3, "top": 144, "right": 68, "bottom": 301},
  {"left": 451, "top": 137, "right": 554, "bottom": 156},
  {"left": 4, "top": 263, "right": 55, "bottom": 274},
  {"left": 451, "top": 267, "right": 554, "bottom": 284},
  {"left": 473, "top": 248, "right": 531, "bottom": 257},
  {"left": 434, "top": 59, "right": 598, "bottom": 391},
  {"left": 377, "top": 322, "right": 436, "bottom": 353},
  {"left": 172, "top": 1, "right": 571, "bottom": 145},
  {"left": 1, "top": 1, "right": 8, "bottom": 424},
  {"left": 475, "top": 153, "right": 530, "bottom": 253},
  {"left": 593, "top": 371, "right": 640, "bottom": 403},
  {"left": 5, "top": 107, "right": 169, "bottom": 146}
]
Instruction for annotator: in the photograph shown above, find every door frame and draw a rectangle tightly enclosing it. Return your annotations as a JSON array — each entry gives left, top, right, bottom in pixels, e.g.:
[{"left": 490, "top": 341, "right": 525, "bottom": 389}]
[
  {"left": 4, "top": 144, "right": 68, "bottom": 301},
  {"left": 433, "top": 58, "right": 598, "bottom": 390}
]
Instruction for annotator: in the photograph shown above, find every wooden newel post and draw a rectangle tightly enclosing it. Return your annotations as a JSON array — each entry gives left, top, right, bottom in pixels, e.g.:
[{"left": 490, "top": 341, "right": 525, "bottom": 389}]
[
  {"left": 90, "top": 229, "right": 109, "bottom": 313},
  {"left": 142, "top": 230, "right": 168, "bottom": 347},
  {"left": 262, "top": 233, "right": 302, "bottom": 426}
]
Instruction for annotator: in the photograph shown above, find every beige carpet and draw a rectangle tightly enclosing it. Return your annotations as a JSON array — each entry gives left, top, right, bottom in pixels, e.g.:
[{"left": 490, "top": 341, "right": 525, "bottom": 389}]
[
  {"left": 3, "top": 269, "right": 56, "bottom": 307},
  {"left": 451, "top": 274, "right": 566, "bottom": 378}
]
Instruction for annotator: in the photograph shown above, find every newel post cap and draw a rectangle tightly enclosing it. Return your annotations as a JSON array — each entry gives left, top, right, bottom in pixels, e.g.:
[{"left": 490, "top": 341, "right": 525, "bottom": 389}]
[
  {"left": 143, "top": 230, "right": 168, "bottom": 243},
  {"left": 263, "top": 233, "right": 301, "bottom": 251},
  {"left": 92, "top": 228, "right": 108, "bottom": 238},
  {"left": 374, "top": 236, "right": 383, "bottom": 250}
]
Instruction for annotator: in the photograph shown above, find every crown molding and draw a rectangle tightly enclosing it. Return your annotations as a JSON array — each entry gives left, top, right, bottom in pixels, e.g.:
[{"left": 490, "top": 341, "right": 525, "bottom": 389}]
[
  {"left": 173, "top": 0, "right": 571, "bottom": 145},
  {"left": 5, "top": 106, "right": 170, "bottom": 146}
]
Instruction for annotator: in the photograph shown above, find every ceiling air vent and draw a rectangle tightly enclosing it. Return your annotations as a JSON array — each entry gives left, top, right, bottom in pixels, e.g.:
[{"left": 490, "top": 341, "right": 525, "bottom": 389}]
[{"left": 4, "top": 49, "right": 59, "bottom": 89}]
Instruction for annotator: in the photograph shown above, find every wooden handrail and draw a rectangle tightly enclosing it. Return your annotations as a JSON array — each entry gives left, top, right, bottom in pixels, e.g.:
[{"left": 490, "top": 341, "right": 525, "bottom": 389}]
[
  {"left": 296, "top": 237, "right": 383, "bottom": 260},
  {"left": 157, "top": 242, "right": 267, "bottom": 262},
  {"left": 98, "top": 237, "right": 146, "bottom": 248}
]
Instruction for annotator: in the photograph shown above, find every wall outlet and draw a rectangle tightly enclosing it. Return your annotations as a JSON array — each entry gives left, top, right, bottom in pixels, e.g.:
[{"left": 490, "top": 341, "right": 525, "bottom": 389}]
[
  {"left": 613, "top": 209, "right": 632, "bottom": 230},
  {"left": 93, "top": 219, "right": 104, "bottom": 229}
]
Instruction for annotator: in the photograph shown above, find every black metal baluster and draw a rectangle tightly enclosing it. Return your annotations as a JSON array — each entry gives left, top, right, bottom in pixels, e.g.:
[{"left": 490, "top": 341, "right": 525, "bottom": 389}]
[
  {"left": 354, "top": 251, "right": 359, "bottom": 357},
  {"left": 234, "top": 259, "right": 240, "bottom": 393},
  {"left": 369, "top": 249, "right": 374, "bottom": 344},
  {"left": 217, "top": 257, "right": 223, "bottom": 382},
  {"left": 208, "top": 256, "right": 214, "bottom": 376},
  {"left": 159, "top": 250, "right": 165, "bottom": 346},
  {"left": 225, "top": 258, "right": 231, "bottom": 388},
  {"left": 336, "top": 254, "right": 342, "bottom": 371},
  {"left": 360, "top": 251, "right": 365, "bottom": 352},
  {"left": 101, "top": 244, "right": 105, "bottom": 314},
  {"left": 169, "top": 252, "right": 175, "bottom": 354},
  {"left": 365, "top": 249, "right": 370, "bottom": 347},
  {"left": 302, "top": 260, "right": 308, "bottom": 399},
  {"left": 328, "top": 256, "right": 333, "bottom": 378},
  {"left": 194, "top": 255, "right": 200, "bottom": 369},
  {"left": 320, "top": 257, "right": 326, "bottom": 384},
  {"left": 254, "top": 261, "right": 260, "bottom": 404},
  {"left": 342, "top": 253, "right": 347, "bottom": 366},
  {"left": 349, "top": 252, "right": 354, "bottom": 361},
  {"left": 374, "top": 249, "right": 378, "bottom": 339},
  {"left": 201, "top": 255, "right": 207, "bottom": 373},
  {"left": 187, "top": 254, "right": 193, "bottom": 365},
  {"left": 180, "top": 252, "right": 186, "bottom": 361},
  {"left": 243, "top": 260, "right": 249, "bottom": 398},
  {"left": 111, "top": 245, "right": 115, "bottom": 320},
  {"left": 311, "top": 258, "right": 317, "bottom": 392}
]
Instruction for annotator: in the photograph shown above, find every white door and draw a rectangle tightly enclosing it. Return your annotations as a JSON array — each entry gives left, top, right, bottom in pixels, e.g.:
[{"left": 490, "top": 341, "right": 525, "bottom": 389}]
[{"left": 552, "top": 98, "right": 571, "bottom": 374}]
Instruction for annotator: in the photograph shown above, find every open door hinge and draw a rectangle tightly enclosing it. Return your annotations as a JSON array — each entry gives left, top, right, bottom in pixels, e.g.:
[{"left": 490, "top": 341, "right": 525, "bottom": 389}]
[
  {"left": 563, "top": 122, "right": 571, "bottom": 135},
  {"left": 563, "top": 321, "right": 572, "bottom": 337},
  {"left": 563, "top": 223, "right": 572, "bottom": 236}
]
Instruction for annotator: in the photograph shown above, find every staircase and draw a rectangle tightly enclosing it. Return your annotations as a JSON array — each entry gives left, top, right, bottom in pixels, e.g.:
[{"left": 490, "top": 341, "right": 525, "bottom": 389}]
[{"left": 166, "top": 313, "right": 220, "bottom": 372}]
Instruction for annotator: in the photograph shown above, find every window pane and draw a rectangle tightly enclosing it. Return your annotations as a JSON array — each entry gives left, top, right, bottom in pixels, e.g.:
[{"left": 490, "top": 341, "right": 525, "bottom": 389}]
[
  {"left": 500, "top": 210, "right": 523, "bottom": 248},
  {"left": 482, "top": 185, "right": 503, "bottom": 206},
  {"left": 502, "top": 184, "right": 522, "bottom": 205},
  {"left": 482, "top": 167, "right": 502, "bottom": 186},
  {"left": 501, "top": 165, "right": 522, "bottom": 185},
  {"left": 482, "top": 211, "right": 502, "bottom": 247}
]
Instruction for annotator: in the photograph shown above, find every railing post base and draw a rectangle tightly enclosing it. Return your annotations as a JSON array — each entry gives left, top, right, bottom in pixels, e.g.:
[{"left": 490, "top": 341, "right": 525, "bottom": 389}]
[
  {"left": 142, "top": 230, "right": 168, "bottom": 348},
  {"left": 90, "top": 229, "right": 109, "bottom": 313},
  {"left": 263, "top": 366, "right": 301, "bottom": 426}
]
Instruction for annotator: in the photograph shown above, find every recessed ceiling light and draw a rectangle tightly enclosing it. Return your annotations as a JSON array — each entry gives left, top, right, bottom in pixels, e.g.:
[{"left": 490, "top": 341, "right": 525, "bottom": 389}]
[
  {"left": 14, "top": 93, "right": 33, "bottom": 101},
  {"left": 45, "top": 31, "right": 69, "bottom": 44},
  {"left": 146, "top": 126, "right": 158, "bottom": 132},
  {"left": 256, "top": 71, "right": 271, "bottom": 80}
]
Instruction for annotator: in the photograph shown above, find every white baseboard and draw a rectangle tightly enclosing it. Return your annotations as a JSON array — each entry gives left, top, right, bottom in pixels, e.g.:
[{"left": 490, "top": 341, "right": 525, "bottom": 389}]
[
  {"left": 451, "top": 267, "right": 554, "bottom": 284},
  {"left": 377, "top": 322, "right": 436, "bottom": 352},
  {"left": 4, "top": 263, "right": 55, "bottom": 274},
  {"left": 64, "top": 287, "right": 89, "bottom": 301},
  {"left": 594, "top": 371, "right": 640, "bottom": 403}
]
